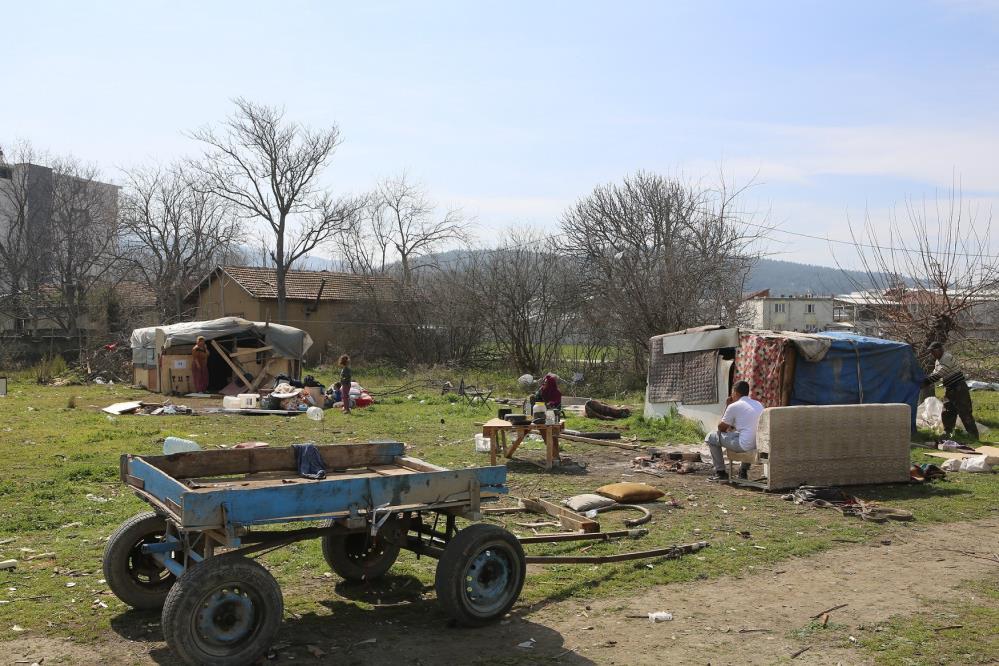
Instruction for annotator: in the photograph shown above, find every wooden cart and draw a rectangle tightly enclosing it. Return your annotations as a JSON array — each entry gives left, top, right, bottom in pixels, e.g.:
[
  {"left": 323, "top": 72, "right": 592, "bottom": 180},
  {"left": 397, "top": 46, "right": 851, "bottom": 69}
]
[{"left": 103, "top": 442, "right": 524, "bottom": 666}]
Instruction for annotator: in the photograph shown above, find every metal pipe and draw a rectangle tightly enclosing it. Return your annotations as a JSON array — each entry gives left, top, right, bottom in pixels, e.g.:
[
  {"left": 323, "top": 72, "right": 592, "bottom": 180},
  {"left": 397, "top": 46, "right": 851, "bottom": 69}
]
[
  {"left": 518, "top": 528, "right": 647, "bottom": 544},
  {"left": 524, "top": 541, "right": 709, "bottom": 565}
]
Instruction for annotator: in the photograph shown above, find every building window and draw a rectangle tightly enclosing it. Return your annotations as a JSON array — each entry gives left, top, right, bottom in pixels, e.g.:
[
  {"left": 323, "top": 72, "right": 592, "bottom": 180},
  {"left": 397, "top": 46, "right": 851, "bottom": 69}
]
[
  {"left": 774, "top": 303, "right": 786, "bottom": 313},
  {"left": 0, "top": 166, "right": 12, "bottom": 180},
  {"left": 806, "top": 304, "right": 815, "bottom": 314}
]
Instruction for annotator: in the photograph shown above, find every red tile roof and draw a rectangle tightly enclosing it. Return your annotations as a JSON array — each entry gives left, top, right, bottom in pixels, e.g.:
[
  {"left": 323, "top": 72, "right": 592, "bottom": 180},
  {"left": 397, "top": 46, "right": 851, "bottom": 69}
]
[{"left": 186, "top": 266, "right": 403, "bottom": 303}]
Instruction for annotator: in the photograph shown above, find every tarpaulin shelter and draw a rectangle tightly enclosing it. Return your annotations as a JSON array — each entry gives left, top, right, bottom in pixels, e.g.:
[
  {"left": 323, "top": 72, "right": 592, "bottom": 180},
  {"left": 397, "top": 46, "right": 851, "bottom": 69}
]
[
  {"left": 130, "top": 317, "right": 313, "bottom": 395},
  {"left": 644, "top": 327, "right": 923, "bottom": 431}
]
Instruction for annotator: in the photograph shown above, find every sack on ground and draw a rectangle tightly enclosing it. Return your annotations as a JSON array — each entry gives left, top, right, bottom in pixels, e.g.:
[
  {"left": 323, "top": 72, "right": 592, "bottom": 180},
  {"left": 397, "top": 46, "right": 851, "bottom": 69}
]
[
  {"left": 564, "top": 493, "right": 617, "bottom": 512},
  {"left": 595, "top": 482, "right": 664, "bottom": 503}
]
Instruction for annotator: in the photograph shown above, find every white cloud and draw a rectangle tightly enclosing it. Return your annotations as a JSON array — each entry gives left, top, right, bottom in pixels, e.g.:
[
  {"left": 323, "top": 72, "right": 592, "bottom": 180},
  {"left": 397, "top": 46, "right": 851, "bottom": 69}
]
[{"left": 712, "top": 123, "right": 999, "bottom": 193}]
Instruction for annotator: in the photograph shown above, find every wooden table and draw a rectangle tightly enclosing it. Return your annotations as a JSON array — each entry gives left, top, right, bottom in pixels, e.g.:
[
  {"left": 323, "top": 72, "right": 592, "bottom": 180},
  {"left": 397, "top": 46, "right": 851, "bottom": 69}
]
[{"left": 481, "top": 418, "right": 565, "bottom": 470}]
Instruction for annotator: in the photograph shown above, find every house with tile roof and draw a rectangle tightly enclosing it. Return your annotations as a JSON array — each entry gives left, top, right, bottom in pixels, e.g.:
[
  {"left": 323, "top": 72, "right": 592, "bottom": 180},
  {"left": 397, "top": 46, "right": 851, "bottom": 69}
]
[{"left": 184, "top": 266, "right": 406, "bottom": 361}]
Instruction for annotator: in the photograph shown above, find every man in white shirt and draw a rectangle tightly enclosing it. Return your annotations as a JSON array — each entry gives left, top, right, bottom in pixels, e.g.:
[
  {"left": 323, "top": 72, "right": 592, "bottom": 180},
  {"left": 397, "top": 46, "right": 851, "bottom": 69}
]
[{"left": 705, "top": 380, "right": 765, "bottom": 481}]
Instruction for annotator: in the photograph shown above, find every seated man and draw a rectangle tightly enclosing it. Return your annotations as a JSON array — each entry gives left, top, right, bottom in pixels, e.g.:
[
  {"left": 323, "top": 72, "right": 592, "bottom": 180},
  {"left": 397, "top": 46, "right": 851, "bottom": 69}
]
[{"left": 705, "top": 380, "right": 764, "bottom": 481}]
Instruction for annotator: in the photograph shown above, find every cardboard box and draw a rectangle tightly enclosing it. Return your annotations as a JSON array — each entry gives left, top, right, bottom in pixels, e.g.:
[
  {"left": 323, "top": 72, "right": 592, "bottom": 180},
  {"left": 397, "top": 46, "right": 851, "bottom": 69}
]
[{"left": 170, "top": 369, "right": 192, "bottom": 395}]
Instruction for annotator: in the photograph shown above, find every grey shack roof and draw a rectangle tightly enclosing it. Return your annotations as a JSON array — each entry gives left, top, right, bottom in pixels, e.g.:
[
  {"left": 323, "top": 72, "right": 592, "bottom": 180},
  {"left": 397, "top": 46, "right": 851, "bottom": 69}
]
[{"left": 130, "top": 317, "right": 313, "bottom": 359}]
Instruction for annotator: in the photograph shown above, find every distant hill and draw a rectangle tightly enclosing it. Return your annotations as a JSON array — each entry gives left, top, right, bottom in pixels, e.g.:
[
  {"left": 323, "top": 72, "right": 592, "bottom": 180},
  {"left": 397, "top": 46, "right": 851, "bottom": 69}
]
[
  {"left": 745, "top": 258, "right": 876, "bottom": 296},
  {"left": 235, "top": 246, "right": 880, "bottom": 297}
]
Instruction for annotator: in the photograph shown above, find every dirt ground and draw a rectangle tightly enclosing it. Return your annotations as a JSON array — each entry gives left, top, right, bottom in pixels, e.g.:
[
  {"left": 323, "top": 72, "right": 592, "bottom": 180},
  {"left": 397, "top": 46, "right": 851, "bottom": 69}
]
[{"left": 4, "top": 514, "right": 997, "bottom": 666}]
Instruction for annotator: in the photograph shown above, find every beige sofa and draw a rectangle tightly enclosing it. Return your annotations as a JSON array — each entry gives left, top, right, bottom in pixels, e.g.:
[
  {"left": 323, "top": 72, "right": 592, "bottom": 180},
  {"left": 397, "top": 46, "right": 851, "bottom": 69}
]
[{"left": 753, "top": 403, "right": 911, "bottom": 490}]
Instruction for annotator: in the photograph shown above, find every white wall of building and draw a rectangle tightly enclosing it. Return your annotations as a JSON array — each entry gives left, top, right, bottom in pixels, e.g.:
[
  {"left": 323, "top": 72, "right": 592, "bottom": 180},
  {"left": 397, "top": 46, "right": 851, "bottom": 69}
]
[{"left": 739, "top": 297, "right": 835, "bottom": 332}]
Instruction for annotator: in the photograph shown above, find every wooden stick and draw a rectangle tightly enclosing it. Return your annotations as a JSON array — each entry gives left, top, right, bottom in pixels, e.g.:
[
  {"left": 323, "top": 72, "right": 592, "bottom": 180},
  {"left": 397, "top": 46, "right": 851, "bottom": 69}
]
[
  {"left": 560, "top": 433, "right": 645, "bottom": 450},
  {"left": 790, "top": 646, "right": 811, "bottom": 659},
  {"left": 810, "top": 603, "right": 847, "bottom": 619},
  {"left": 229, "top": 346, "right": 273, "bottom": 358}
]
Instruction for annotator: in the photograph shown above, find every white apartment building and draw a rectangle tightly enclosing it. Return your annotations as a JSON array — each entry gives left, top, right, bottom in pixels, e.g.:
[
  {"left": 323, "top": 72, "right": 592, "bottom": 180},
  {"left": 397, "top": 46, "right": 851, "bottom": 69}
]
[{"left": 740, "top": 290, "right": 836, "bottom": 332}]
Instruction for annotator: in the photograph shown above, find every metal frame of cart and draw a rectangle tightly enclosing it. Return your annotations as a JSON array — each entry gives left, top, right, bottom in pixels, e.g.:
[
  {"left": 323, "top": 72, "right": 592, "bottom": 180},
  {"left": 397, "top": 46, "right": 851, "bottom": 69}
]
[{"left": 103, "top": 441, "right": 526, "bottom": 666}]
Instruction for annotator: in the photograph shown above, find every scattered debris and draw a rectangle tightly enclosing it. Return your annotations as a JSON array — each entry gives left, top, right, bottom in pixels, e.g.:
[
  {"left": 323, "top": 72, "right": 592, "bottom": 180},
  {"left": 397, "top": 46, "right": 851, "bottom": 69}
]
[
  {"left": 790, "top": 645, "right": 812, "bottom": 659},
  {"left": 517, "top": 638, "right": 536, "bottom": 649},
  {"left": 0, "top": 559, "right": 17, "bottom": 570},
  {"left": 85, "top": 494, "right": 109, "bottom": 503}
]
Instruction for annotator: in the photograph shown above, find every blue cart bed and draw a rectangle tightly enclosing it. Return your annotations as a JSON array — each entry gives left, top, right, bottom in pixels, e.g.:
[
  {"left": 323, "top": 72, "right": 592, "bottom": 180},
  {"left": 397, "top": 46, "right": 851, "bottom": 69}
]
[{"left": 120, "top": 440, "right": 507, "bottom": 534}]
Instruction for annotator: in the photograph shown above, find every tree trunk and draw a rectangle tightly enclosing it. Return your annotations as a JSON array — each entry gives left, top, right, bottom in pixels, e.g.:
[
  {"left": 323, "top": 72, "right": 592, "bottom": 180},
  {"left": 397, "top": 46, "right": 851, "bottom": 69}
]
[
  {"left": 275, "top": 230, "right": 287, "bottom": 324},
  {"left": 400, "top": 253, "right": 411, "bottom": 287}
]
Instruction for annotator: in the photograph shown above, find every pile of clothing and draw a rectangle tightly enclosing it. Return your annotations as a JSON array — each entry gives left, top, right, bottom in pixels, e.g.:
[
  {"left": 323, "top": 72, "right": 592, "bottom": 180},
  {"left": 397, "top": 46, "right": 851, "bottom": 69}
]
[{"left": 781, "top": 485, "right": 913, "bottom": 523}]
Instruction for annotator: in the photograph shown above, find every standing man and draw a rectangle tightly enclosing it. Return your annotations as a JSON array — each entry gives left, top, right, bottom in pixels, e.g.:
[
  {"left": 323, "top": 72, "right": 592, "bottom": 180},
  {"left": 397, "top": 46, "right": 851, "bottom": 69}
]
[
  {"left": 705, "top": 380, "right": 764, "bottom": 482},
  {"left": 337, "top": 354, "right": 353, "bottom": 414},
  {"left": 923, "top": 342, "right": 978, "bottom": 441}
]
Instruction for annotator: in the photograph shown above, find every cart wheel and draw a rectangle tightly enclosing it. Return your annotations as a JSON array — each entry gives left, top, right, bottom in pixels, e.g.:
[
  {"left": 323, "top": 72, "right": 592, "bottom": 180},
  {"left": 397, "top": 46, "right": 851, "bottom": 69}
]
[
  {"left": 161, "top": 556, "right": 282, "bottom": 666},
  {"left": 434, "top": 524, "right": 526, "bottom": 627},
  {"left": 102, "top": 511, "right": 177, "bottom": 609},
  {"left": 321, "top": 517, "right": 402, "bottom": 582}
]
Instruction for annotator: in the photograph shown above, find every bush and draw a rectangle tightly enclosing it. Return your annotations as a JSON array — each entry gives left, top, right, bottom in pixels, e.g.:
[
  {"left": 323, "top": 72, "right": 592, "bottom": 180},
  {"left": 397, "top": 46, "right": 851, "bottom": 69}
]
[{"left": 33, "top": 354, "right": 69, "bottom": 384}]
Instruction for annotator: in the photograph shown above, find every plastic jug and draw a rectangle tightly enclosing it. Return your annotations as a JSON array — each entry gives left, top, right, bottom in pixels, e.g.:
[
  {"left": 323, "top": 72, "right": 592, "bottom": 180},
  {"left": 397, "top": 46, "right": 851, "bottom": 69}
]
[
  {"left": 533, "top": 402, "right": 546, "bottom": 422},
  {"left": 238, "top": 393, "right": 260, "bottom": 409},
  {"left": 222, "top": 395, "right": 241, "bottom": 409},
  {"left": 163, "top": 436, "right": 200, "bottom": 455},
  {"left": 474, "top": 434, "right": 491, "bottom": 453}
]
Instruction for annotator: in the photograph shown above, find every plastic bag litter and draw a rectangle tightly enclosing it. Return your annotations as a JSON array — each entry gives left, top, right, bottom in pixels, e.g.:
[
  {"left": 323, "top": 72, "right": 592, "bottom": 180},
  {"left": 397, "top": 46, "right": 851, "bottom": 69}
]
[
  {"left": 941, "top": 456, "right": 992, "bottom": 472},
  {"left": 306, "top": 406, "right": 324, "bottom": 421},
  {"left": 916, "top": 397, "right": 944, "bottom": 431},
  {"left": 648, "top": 611, "right": 673, "bottom": 622},
  {"left": 960, "top": 456, "right": 992, "bottom": 472}
]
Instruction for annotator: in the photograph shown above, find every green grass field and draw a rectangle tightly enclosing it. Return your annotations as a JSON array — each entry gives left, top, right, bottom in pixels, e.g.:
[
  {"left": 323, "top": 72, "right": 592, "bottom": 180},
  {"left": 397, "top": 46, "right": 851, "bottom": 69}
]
[{"left": 0, "top": 372, "right": 997, "bottom": 663}]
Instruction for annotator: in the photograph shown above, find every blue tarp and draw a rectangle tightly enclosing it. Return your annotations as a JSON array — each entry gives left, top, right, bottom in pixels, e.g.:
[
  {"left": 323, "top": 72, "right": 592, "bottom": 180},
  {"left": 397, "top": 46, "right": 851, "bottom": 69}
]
[{"left": 790, "top": 332, "right": 924, "bottom": 427}]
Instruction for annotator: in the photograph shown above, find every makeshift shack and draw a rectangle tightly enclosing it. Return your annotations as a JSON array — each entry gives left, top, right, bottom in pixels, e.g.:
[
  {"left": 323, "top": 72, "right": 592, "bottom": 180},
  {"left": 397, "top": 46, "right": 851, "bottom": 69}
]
[
  {"left": 130, "top": 317, "right": 313, "bottom": 395},
  {"left": 644, "top": 326, "right": 923, "bottom": 431}
]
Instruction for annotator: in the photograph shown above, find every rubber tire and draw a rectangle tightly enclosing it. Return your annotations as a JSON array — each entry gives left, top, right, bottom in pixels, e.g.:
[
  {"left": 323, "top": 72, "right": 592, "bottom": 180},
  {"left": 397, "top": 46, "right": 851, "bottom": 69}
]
[
  {"left": 102, "top": 511, "right": 177, "bottom": 609},
  {"left": 434, "top": 524, "right": 526, "bottom": 627},
  {"left": 161, "top": 556, "right": 283, "bottom": 666},
  {"left": 321, "top": 518, "right": 402, "bottom": 582}
]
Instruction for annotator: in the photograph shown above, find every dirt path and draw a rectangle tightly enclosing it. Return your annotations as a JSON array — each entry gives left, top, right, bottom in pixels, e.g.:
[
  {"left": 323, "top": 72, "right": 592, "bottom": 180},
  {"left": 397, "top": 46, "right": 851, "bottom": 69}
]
[{"left": 4, "top": 516, "right": 998, "bottom": 665}]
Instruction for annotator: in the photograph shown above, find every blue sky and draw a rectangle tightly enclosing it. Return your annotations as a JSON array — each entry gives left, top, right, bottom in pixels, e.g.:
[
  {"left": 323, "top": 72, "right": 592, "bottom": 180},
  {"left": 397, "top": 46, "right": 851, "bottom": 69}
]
[{"left": 3, "top": 0, "right": 998, "bottom": 267}]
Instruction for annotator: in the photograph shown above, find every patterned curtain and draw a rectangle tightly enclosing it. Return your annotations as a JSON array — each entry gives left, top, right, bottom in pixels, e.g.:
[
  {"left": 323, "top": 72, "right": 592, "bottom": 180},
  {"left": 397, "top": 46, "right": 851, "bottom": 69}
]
[{"left": 733, "top": 334, "right": 786, "bottom": 407}]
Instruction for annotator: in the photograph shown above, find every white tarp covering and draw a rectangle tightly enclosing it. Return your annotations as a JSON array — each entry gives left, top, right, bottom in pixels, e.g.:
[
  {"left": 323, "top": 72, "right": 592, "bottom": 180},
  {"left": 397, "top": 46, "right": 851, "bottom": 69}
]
[
  {"left": 657, "top": 327, "right": 739, "bottom": 355},
  {"left": 130, "top": 317, "right": 313, "bottom": 364}
]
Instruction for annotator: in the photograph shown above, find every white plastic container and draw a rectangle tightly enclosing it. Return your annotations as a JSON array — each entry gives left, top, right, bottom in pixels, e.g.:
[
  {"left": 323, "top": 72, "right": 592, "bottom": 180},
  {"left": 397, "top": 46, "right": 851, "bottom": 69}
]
[
  {"left": 474, "top": 434, "right": 491, "bottom": 453},
  {"left": 533, "top": 402, "right": 546, "bottom": 421},
  {"left": 222, "top": 395, "right": 241, "bottom": 409},
  {"left": 163, "top": 436, "right": 200, "bottom": 455},
  {"left": 238, "top": 393, "right": 260, "bottom": 409}
]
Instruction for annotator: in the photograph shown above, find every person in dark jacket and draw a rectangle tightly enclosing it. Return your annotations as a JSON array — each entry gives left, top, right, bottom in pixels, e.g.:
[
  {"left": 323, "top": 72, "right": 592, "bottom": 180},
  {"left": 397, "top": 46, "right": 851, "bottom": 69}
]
[
  {"left": 532, "top": 373, "right": 562, "bottom": 409},
  {"left": 338, "top": 354, "right": 352, "bottom": 414},
  {"left": 923, "top": 342, "right": 978, "bottom": 440}
]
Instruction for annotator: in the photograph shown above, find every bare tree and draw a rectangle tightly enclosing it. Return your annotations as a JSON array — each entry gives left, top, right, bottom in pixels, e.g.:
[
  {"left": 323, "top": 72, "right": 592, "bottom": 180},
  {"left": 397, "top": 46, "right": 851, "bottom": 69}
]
[
  {"left": 560, "top": 171, "right": 764, "bottom": 367},
  {"left": 467, "top": 229, "right": 582, "bottom": 375},
  {"left": 120, "top": 164, "right": 242, "bottom": 322},
  {"left": 343, "top": 173, "right": 468, "bottom": 284},
  {"left": 838, "top": 190, "right": 999, "bottom": 376},
  {"left": 48, "top": 157, "right": 122, "bottom": 345},
  {"left": 190, "top": 99, "right": 362, "bottom": 323}
]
